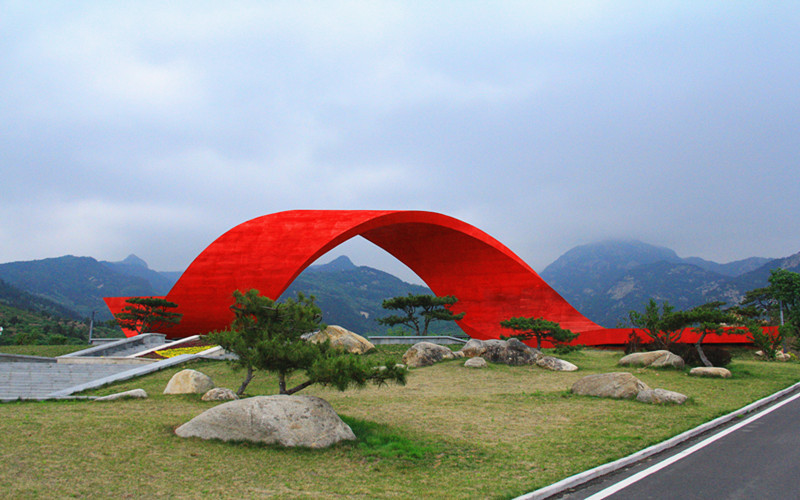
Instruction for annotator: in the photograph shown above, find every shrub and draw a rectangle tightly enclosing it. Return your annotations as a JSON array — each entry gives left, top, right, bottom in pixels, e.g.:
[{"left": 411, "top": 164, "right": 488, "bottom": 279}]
[
  {"left": 45, "top": 334, "right": 70, "bottom": 345},
  {"left": 554, "top": 343, "right": 585, "bottom": 355},
  {"left": 624, "top": 330, "right": 645, "bottom": 354},
  {"left": 669, "top": 343, "right": 732, "bottom": 367}
]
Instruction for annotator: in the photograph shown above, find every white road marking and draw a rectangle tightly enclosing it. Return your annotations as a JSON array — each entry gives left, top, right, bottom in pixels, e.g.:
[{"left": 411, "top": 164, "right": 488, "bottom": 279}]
[{"left": 584, "top": 390, "right": 800, "bottom": 500}]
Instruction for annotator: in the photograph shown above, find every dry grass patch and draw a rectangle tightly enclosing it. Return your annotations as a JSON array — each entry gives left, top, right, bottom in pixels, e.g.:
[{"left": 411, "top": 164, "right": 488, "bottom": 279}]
[{"left": 0, "top": 348, "right": 798, "bottom": 498}]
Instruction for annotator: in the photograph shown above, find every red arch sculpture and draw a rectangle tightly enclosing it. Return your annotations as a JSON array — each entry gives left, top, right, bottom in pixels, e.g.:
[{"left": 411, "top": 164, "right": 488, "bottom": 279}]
[
  {"left": 104, "top": 210, "right": 752, "bottom": 345},
  {"left": 104, "top": 210, "right": 599, "bottom": 339}
]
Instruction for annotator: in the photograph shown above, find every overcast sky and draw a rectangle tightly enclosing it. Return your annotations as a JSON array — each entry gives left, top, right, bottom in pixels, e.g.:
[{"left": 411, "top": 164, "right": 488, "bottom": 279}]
[{"left": 2, "top": 2, "right": 798, "bottom": 284}]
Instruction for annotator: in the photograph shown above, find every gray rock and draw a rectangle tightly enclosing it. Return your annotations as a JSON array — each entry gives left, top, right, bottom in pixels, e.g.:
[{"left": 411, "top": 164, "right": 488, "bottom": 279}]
[
  {"left": 301, "top": 325, "right": 375, "bottom": 354},
  {"left": 536, "top": 356, "right": 578, "bottom": 372},
  {"left": 464, "top": 357, "right": 488, "bottom": 368},
  {"left": 571, "top": 372, "right": 651, "bottom": 399},
  {"left": 460, "top": 339, "right": 488, "bottom": 358},
  {"left": 636, "top": 388, "right": 688, "bottom": 405},
  {"left": 402, "top": 342, "right": 456, "bottom": 367},
  {"left": 164, "top": 369, "right": 215, "bottom": 394},
  {"left": 94, "top": 389, "right": 148, "bottom": 401},
  {"left": 458, "top": 338, "right": 541, "bottom": 366},
  {"left": 689, "top": 367, "right": 732, "bottom": 378},
  {"left": 618, "top": 350, "right": 684, "bottom": 369},
  {"left": 175, "top": 395, "right": 356, "bottom": 448},
  {"left": 202, "top": 387, "right": 239, "bottom": 401}
]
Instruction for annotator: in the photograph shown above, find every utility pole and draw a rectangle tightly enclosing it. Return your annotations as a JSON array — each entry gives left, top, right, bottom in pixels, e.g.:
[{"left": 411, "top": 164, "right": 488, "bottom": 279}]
[
  {"left": 88, "top": 311, "right": 95, "bottom": 344},
  {"left": 780, "top": 300, "right": 785, "bottom": 326}
]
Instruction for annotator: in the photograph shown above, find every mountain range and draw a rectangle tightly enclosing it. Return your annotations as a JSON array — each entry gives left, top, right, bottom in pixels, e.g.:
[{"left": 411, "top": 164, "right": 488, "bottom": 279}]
[
  {"left": 1, "top": 241, "right": 798, "bottom": 334},
  {"left": 540, "top": 240, "right": 800, "bottom": 327},
  {"left": 0, "top": 255, "right": 179, "bottom": 321}
]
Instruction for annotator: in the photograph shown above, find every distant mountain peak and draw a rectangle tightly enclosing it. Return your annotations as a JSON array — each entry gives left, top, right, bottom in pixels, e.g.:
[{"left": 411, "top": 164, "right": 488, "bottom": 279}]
[
  {"left": 542, "top": 240, "right": 680, "bottom": 276},
  {"left": 120, "top": 254, "right": 148, "bottom": 269},
  {"left": 309, "top": 255, "right": 357, "bottom": 273}
]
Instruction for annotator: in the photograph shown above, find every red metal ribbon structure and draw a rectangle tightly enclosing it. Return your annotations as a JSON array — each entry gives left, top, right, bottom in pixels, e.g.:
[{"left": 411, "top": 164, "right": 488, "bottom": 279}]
[{"left": 104, "top": 210, "right": 752, "bottom": 345}]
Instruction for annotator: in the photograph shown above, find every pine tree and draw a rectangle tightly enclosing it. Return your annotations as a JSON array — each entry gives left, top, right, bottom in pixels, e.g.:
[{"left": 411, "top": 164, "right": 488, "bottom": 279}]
[
  {"left": 209, "top": 289, "right": 406, "bottom": 396},
  {"left": 377, "top": 294, "right": 465, "bottom": 336},
  {"left": 113, "top": 297, "right": 182, "bottom": 336},
  {"left": 499, "top": 316, "right": 577, "bottom": 349}
]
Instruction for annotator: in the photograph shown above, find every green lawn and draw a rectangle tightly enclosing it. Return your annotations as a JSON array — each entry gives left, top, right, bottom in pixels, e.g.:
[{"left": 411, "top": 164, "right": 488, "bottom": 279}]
[
  {"left": 0, "top": 344, "right": 90, "bottom": 357},
  {"left": 1, "top": 348, "right": 798, "bottom": 499}
]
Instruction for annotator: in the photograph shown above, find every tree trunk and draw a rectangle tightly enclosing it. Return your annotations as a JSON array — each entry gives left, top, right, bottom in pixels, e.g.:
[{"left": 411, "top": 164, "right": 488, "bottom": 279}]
[
  {"left": 278, "top": 373, "right": 287, "bottom": 394},
  {"left": 236, "top": 366, "right": 254, "bottom": 396},
  {"left": 286, "top": 380, "right": 315, "bottom": 395},
  {"left": 695, "top": 332, "right": 712, "bottom": 367}
]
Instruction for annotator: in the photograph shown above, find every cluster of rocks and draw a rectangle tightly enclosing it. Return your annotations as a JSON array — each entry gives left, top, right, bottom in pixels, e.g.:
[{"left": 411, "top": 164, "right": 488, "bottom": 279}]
[
  {"left": 571, "top": 372, "right": 688, "bottom": 404},
  {"left": 755, "top": 350, "right": 794, "bottom": 362},
  {"left": 161, "top": 368, "right": 239, "bottom": 401},
  {"left": 571, "top": 348, "right": 742, "bottom": 404},
  {"left": 95, "top": 331, "right": 748, "bottom": 448},
  {"left": 401, "top": 338, "right": 578, "bottom": 371},
  {"left": 93, "top": 368, "right": 239, "bottom": 402},
  {"left": 620, "top": 349, "right": 734, "bottom": 378},
  {"left": 164, "top": 368, "right": 355, "bottom": 448}
]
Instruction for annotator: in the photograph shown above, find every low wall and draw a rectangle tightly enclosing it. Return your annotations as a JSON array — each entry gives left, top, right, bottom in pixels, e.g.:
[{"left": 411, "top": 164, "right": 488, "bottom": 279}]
[
  {"left": 59, "top": 333, "right": 167, "bottom": 358},
  {"left": 368, "top": 335, "right": 469, "bottom": 345},
  {"left": 0, "top": 353, "right": 56, "bottom": 363}
]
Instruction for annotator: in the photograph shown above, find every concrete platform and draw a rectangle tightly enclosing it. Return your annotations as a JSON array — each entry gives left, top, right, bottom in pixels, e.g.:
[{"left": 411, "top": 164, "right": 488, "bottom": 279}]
[
  {"left": 1, "top": 334, "right": 225, "bottom": 402},
  {"left": 0, "top": 360, "right": 144, "bottom": 400}
]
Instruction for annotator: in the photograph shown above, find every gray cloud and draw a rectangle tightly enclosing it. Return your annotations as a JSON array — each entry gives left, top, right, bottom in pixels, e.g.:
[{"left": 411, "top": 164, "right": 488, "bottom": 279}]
[{"left": 1, "top": 2, "right": 798, "bottom": 284}]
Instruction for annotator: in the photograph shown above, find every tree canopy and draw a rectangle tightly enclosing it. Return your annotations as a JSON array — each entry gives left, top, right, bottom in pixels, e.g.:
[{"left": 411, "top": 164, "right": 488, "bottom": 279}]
[
  {"left": 732, "top": 286, "right": 781, "bottom": 324},
  {"left": 113, "top": 297, "right": 182, "bottom": 336},
  {"left": 209, "top": 289, "right": 407, "bottom": 396},
  {"left": 499, "top": 316, "right": 577, "bottom": 349},
  {"left": 731, "top": 270, "right": 800, "bottom": 354},
  {"left": 377, "top": 294, "right": 465, "bottom": 336},
  {"left": 627, "top": 299, "right": 695, "bottom": 349},
  {"left": 769, "top": 269, "right": 800, "bottom": 329}
]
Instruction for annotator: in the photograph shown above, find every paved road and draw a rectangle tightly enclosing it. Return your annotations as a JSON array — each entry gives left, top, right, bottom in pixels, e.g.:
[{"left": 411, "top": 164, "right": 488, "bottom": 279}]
[{"left": 556, "top": 390, "right": 800, "bottom": 499}]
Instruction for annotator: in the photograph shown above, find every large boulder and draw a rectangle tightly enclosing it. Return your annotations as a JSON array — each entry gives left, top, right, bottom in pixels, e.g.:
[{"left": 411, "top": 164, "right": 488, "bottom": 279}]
[
  {"left": 618, "top": 350, "right": 685, "bottom": 369},
  {"left": 460, "top": 339, "right": 489, "bottom": 358},
  {"left": 536, "top": 356, "right": 579, "bottom": 372},
  {"left": 164, "top": 369, "right": 215, "bottom": 395},
  {"left": 402, "top": 342, "right": 457, "bottom": 367},
  {"left": 571, "top": 372, "right": 651, "bottom": 399},
  {"left": 458, "top": 338, "right": 541, "bottom": 366},
  {"left": 301, "top": 325, "right": 375, "bottom": 354},
  {"left": 636, "top": 388, "right": 688, "bottom": 405},
  {"left": 689, "top": 367, "right": 732, "bottom": 378},
  {"left": 175, "top": 395, "right": 355, "bottom": 448}
]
